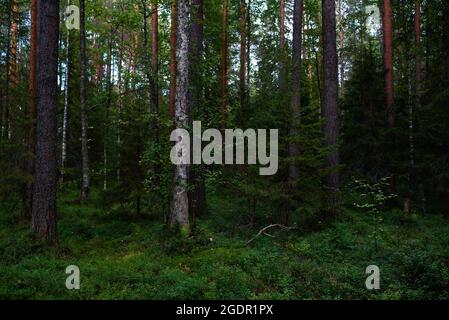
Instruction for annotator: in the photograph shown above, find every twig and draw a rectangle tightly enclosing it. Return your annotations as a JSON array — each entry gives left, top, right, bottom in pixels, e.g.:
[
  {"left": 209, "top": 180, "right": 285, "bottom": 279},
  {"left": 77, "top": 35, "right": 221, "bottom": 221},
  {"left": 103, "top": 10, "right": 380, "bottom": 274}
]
[{"left": 246, "top": 224, "right": 297, "bottom": 245}]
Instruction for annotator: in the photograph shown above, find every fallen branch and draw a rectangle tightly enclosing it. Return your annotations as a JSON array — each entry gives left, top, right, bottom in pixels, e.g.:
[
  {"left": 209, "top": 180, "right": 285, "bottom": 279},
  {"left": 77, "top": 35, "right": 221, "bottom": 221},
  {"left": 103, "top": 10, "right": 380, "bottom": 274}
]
[{"left": 246, "top": 224, "right": 297, "bottom": 245}]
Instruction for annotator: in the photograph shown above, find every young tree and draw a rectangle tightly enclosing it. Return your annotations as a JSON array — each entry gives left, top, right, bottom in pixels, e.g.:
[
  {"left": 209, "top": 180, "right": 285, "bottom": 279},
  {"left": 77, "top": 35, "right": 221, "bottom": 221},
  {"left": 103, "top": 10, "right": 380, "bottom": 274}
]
[
  {"left": 171, "top": 0, "right": 190, "bottom": 233},
  {"left": 381, "top": 0, "right": 394, "bottom": 128},
  {"left": 322, "top": 0, "right": 340, "bottom": 212},
  {"left": 32, "top": 0, "right": 60, "bottom": 244},
  {"left": 80, "top": 0, "right": 90, "bottom": 201},
  {"left": 289, "top": 0, "right": 303, "bottom": 181}
]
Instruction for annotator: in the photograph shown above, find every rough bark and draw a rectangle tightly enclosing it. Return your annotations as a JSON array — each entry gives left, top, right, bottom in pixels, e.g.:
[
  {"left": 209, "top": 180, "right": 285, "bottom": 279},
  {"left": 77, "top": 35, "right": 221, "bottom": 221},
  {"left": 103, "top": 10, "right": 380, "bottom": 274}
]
[
  {"left": 289, "top": 0, "right": 303, "bottom": 181},
  {"left": 80, "top": 0, "right": 90, "bottom": 201},
  {"left": 381, "top": 0, "right": 395, "bottom": 128},
  {"left": 171, "top": 0, "right": 190, "bottom": 233},
  {"left": 322, "top": 0, "right": 340, "bottom": 212},
  {"left": 32, "top": 0, "right": 60, "bottom": 244}
]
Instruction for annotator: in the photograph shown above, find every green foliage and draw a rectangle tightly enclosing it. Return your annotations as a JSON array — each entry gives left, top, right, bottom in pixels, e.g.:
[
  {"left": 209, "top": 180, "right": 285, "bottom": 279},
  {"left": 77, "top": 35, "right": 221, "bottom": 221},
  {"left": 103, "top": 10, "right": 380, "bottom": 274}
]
[{"left": 1, "top": 189, "right": 449, "bottom": 299}]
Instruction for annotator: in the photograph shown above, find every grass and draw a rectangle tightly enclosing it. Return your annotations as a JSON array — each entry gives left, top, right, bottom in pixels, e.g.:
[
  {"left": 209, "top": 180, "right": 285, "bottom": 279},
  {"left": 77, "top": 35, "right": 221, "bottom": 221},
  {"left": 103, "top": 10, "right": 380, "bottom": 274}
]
[{"left": 1, "top": 188, "right": 449, "bottom": 300}]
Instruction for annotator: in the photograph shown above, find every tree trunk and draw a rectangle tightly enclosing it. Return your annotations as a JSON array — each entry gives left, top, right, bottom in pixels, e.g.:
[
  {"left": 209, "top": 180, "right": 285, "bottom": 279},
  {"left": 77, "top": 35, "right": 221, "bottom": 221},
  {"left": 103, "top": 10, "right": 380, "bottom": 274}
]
[
  {"left": 220, "top": 0, "right": 229, "bottom": 128},
  {"left": 279, "top": 0, "right": 286, "bottom": 93},
  {"left": 80, "top": 0, "right": 90, "bottom": 201},
  {"left": 381, "top": 0, "right": 395, "bottom": 128},
  {"left": 289, "top": 0, "right": 303, "bottom": 181},
  {"left": 169, "top": 1, "right": 177, "bottom": 120},
  {"left": 239, "top": 0, "right": 247, "bottom": 112},
  {"left": 171, "top": 0, "right": 190, "bottom": 233},
  {"left": 246, "top": 0, "right": 251, "bottom": 107},
  {"left": 3, "top": 0, "right": 19, "bottom": 139},
  {"left": 338, "top": 0, "right": 344, "bottom": 91},
  {"left": 414, "top": 0, "right": 421, "bottom": 109},
  {"left": 22, "top": 0, "right": 38, "bottom": 219},
  {"left": 61, "top": 1, "right": 71, "bottom": 183},
  {"left": 189, "top": 0, "right": 206, "bottom": 221},
  {"left": 322, "top": 0, "right": 340, "bottom": 212},
  {"left": 151, "top": 1, "right": 159, "bottom": 116},
  {"left": 32, "top": 0, "right": 60, "bottom": 244},
  {"left": 9, "top": 0, "right": 19, "bottom": 87}
]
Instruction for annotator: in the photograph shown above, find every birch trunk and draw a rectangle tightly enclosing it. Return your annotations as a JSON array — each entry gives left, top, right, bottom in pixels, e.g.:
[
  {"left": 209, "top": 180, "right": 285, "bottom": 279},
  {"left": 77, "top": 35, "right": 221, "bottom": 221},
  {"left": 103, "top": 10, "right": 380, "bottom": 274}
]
[{"left": 171, "top": 0, "right": 190, "bottom": 233}]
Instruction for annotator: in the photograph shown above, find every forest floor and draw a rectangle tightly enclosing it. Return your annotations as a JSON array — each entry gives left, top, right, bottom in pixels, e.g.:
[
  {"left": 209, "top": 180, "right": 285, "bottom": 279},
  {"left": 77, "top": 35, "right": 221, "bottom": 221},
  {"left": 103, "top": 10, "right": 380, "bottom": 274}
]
[{"left": 1, "top": 188, "right": 449, "bottom": 300}]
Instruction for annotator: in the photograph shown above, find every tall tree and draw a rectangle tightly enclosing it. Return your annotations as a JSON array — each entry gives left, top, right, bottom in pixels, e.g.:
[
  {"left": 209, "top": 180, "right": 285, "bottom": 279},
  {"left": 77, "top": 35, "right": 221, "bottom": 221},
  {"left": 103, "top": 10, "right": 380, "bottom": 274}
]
[
  {"left": 414, "top": 0, "right": 421, "bottom": 109},
  {"left": 22, "top": 0, "right": 38, "bottom": 219},
  {"left": 279, "top": 0, "right": 286, "bottom": 93},
  {"left": 80, "top": 0, "right": 90, "bottom": 201},
  {"left": 9, "top": 0, "right": 19, "bottom": 87},
  {"left": 381, "top": 0, "right": 394, "bottom": 128},
  {"left": 61, "top": 0, "right": 71, "bottom": 183},
  {"left": 169, "top": 0, "right": 177, "bottom": 120},
  {"left": 246, "top": 0, "right": 251, "bottom": 107},
  {"left": 32, "top": 0, "right": 60, "bottom": 244},
  {"left": 322, "top": 0, "right": 339, "bottom": 212},
  {"left": 289, "top": 0, "right": 303, "bottom": 181},
  {"left": 3, "top": 0, "right": 19, "bottom": 139},
  {"left": 239, "top": 0, "right": 247, "bottom": 111},
  {"left": 220, "top": 0, "right": 229, "bottom": 128},
  {"left": 151, "top": 1, "right": 159, "bottom": 115},
  {"left": 171, "top": 0, "right": 190, "bottom": 232},
  {"left": 189, "top": 0, "right": 206, "bottom": 221}
]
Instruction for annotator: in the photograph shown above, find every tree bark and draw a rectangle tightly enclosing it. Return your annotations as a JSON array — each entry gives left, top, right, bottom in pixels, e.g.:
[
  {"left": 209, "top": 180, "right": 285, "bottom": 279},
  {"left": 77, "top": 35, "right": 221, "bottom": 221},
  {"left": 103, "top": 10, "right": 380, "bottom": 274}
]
[
  {"left": 322, "top": 0, "right": 340, "bottom": 212},
  {"left": 22, "top": 0, "right": 38, "bottom": 219},
  {"left": 220, "top": 0, "right": 229, "bottom": 128},
  {"left": 80, "top": 0, "right": 90, "bottom": 201},
  {"left": 239, "top": 0, "right": 247, "bottom": 111},
  {"left": 279, "top": 0, "right": 286, "bottom": 93},
  {"left": 414, "top": 0, "right": 421, "bottom": 109},
  {"left": 289, "top": 0, "right": 303, "bottom": 181},
  {"left": 171, "top": 0, "right": 190, "bottom": 233},
  {"left": 169, "top": 1, "right": 177, "bottom": 120},
  {"left": 151, "top": 1, "right": 159, "bottom": 115},
  {"left": 61, "top": 1, "right": 71, "bottom": 183},
  {"left": 32, "top": 0, "right": 60, "bottom": 244},
  {"left": 246, "top": 0, "right": 251, "bottom": 107},
  {"left": 9, "top": 0, "right": 19, "bottom": 87},
  {"left": 189, "top": 0, "right": 206, "bottom": 221},
  {"left": 381, "top": 0, "right": 395, "bottom": 128}
]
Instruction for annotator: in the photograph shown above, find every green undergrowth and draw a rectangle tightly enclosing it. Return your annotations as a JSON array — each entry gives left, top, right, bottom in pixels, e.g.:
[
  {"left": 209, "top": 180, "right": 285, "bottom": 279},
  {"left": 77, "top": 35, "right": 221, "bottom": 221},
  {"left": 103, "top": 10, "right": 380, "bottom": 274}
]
[{"left": 1, "top": 189, "right": 449, "bottom": 300}]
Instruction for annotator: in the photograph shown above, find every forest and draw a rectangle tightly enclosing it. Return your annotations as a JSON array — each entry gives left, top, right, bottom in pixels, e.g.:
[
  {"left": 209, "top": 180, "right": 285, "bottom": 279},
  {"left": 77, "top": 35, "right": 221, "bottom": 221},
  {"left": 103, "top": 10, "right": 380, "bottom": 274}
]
[{"left": 0, "top": 0, "right": 449, "bottom": 300}]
